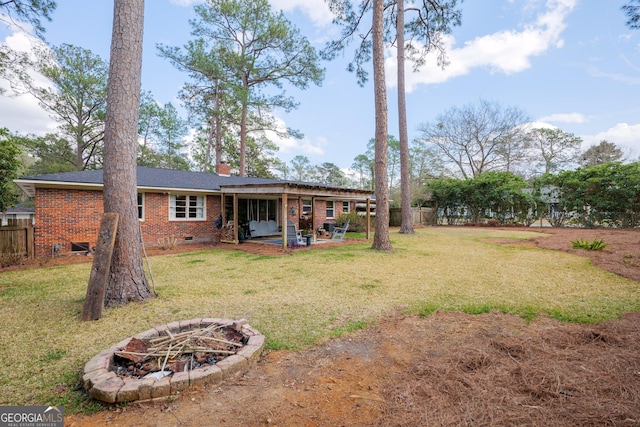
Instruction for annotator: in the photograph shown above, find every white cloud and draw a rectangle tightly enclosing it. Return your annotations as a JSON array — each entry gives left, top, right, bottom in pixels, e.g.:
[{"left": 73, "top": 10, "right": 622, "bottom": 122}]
[
  {"left": 263, "top": 116, "right": 326, "bottom": 157},
  {"left": 586, "top": 66, "right": 640, "bottom": 85},
  {"left": 168, "top": 0, "right": 202, "bottom": 6},
  {"left": 537, "top": 112, "right": 588, "bottom": 124},
  {"left": 0, "top": 27, "right": 56, "bottom": 135},
  {"left": 268, "top": 0, "right": 333, "bottom": 27},
  {"left": 0, "top": 12, "right": 36, "bottom": 35},
  {"left": 386, "top": 0, "right": 577, "bottom": 92},
  {"left": 167, "top": 0, "right": 334, "bottom": 27},
  {"left": 272, "top": 133, "right": 327, "bottom": 157},
  {"left": 520, "top": 121, "right": 558, "bottom": 131},
  {"left": 580, "top": 123, "right": 640, "bottom": 156},
  {"left": 0, "top": 90, "right": 55, "bottom": 135}
]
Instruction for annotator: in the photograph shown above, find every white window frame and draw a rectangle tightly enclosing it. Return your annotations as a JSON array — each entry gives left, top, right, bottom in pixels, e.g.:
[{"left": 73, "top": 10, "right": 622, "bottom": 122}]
[
  {"left": 342, "top": 201, "right": 350, "bottom": 213},
  {"left": 169, "top": 194, "right": 205, "bottom": 220},
  {"left": 137, "top": 192, "right": 145, "bottom": 221},
  {"left": 302, "top": 199, "right": 313, "bottom": 216},
  {"left": 326, "top": 200, "right": 335, "bottom": 219}
]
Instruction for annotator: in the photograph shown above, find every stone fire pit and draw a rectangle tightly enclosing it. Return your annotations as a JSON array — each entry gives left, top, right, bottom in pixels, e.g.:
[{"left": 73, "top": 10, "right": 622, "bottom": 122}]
[{"left": 82, "top": 318, "right": 264, "bottom": 403}]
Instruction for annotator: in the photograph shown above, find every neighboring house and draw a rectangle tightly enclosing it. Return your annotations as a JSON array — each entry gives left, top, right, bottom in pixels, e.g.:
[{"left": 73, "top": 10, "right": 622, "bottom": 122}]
[
  {"left": 0, "top": 204, "right": 35, "bottom": 226},
  {"left": 14, "top": 165, "right": 374, "bottom": 258}
]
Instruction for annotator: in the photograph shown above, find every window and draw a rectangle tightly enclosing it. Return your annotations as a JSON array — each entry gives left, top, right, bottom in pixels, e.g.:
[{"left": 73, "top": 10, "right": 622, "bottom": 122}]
[
  {"left": 342, "top": 201, "right": 350, "bottom": 213},
  {"left": 326, "top": 201, "right": 335, "bottom": 218},
  {"left": 137, "top": 193, "right": 144, "bottom": 220},
  {"left": 71, "top": 242, "right": 90, "bottom": 252},
  {"left": 170, "top": 195, "right": 205, "bottom": 220},
  {"left": 302, "top": 199, "right": 312, "bottom": 216}
]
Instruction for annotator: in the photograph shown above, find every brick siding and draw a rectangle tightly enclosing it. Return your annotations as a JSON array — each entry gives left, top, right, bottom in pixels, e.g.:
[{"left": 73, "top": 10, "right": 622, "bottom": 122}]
[
  {"left": 33, "top": 188, "right": 355, "bottom": 258},
  {"left": 289, "top": 198, "right": 351, "bottom": 232},
  {"left": 34, "top": 188, "right": 221, "bottom": 258}
]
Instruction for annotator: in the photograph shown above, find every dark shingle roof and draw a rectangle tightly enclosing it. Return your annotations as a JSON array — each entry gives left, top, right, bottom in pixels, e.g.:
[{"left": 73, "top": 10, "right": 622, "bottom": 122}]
[
  {"left": 18, "top": 167, "right": 281, "bottom": 192},
  {"left": 15, "top": 167, "right": 375, "bottom": 201},
  {"left": 3, "top": 204, "right": 34, "bottom": 214}
]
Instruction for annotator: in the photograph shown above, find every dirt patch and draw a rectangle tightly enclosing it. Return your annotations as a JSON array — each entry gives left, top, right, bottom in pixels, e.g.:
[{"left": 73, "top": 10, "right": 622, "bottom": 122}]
[
  {"left": 67, "top": 310, "right": 640, "bottom": 427},
  {"left": 11, "top": 227, "right": 640, "bottom": 426}
]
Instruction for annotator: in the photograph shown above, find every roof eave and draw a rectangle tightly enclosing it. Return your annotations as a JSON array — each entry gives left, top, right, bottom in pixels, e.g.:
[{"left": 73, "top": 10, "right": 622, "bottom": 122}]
[
  {"left": 13, "top": 179, "right": 219, "bottom": 197},
  {"left": 220, "top": 182, "right": 374, "bottom": 199}
]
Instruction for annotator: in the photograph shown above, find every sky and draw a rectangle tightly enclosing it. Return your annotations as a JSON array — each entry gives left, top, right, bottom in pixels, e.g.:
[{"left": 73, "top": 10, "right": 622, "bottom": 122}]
[{"left": 1, "top": 0, "right": 639, "bottom": 172}]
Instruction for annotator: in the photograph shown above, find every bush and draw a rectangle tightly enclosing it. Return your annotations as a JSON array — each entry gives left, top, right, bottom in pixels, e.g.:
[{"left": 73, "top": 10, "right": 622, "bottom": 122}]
[
  {"left": 287, "top": 240, "right": 304, "bottom": 249},
  {"left": 336, "top": 211, "right": 374, "bottom": 233},
  {"left": 571, "top": 237, "right": 608, "bottom": 251},
  {"left": 1, "top": 252, "right": 24, "bottom": 267},
  {"left": 299, "top": 216, "right": 313, "bottom": 234},
  {"left": 157, "top": 236, "right": 177, "bottom": 250}
]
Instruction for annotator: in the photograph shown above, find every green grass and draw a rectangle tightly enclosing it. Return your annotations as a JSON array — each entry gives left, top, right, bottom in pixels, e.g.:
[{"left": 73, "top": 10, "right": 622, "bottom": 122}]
[{"left": 1, "top": 227, "right": 639, "bottom": 413}]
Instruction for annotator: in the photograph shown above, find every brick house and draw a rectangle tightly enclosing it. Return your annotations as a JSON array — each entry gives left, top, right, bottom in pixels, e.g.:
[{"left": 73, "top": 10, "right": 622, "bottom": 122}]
[{"left": 14, "top": 166, "right": 374, "bottom": 258}]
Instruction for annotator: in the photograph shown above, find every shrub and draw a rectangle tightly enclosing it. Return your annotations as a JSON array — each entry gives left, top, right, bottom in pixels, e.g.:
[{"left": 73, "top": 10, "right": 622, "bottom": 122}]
[
  {"left": 287, "top": 240, "right": 304, "bottom": 249},
  {"left": 157, "top": 236, "right": 177, "bottom": 250},
  {"left": 1, "top": 252, "right": 24, "bottom": 267},
  {"left": 571, "top": 237, "right": 608, "bottom": 251},
  {"left": 336, "top": 211, "right": 374, "bottom": 233}
]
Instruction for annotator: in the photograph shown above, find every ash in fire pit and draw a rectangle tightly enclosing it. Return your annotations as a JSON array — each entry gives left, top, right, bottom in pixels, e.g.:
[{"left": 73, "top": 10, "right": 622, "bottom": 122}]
[
  {"left": 83, "top": 318, "right": 265, "bottom": 403},
  {"left": 113, "top": 323, "right": 247, "bottom": 379}
]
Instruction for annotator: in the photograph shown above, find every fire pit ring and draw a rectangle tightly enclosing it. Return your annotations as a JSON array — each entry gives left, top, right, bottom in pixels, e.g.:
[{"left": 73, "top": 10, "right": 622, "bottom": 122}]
[{"left": 82, "top": 318, "right": 264, "bottom": 403}]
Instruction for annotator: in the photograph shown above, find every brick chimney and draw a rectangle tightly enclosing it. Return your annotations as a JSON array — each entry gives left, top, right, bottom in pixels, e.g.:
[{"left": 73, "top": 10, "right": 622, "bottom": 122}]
[{"left": 216, "top": 161, "right": 231, "bottom": 176}]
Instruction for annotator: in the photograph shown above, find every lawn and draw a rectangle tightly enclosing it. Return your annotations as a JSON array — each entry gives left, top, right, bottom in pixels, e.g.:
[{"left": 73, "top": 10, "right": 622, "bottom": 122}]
[{"left": 1, "top": 227, "right": 639, "bottom": 413}]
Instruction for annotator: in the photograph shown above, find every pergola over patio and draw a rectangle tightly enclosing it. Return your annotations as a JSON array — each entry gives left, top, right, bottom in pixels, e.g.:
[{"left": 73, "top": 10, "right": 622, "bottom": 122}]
[{"left": 219, "top": 182, "right": 374, "bottom": 249}]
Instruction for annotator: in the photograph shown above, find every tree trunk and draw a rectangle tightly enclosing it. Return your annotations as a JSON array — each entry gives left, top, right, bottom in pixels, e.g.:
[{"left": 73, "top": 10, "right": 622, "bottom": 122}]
[
  {"left": 76, "top": 135, "right": 83, "bottom": 170},
  {"left": 204, "top": 115, "right": 214, "bottom": 172},
  {"left": 102, "top": 0, "right": 152, "bottom": 307},
  {"left": 239, "top": 77, "right": 248, "bottom": 177},
  {"left": 215, "top": 87, "right": 223, "bottom": 169},
  {"left": 371, "top": 0, "right": 392, "bottom": 251},
  {"left": 397, "top": 0, "right": 414, "bottom": 235}
]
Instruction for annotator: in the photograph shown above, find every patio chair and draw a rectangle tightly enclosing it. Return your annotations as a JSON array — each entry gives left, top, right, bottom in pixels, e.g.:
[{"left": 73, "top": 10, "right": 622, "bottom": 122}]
[
  {"left": 286, "top": 219, "right": 304, "bottom": 245},
  {"left": 331, "top": 219, "right": 350, "bottom": 241}
]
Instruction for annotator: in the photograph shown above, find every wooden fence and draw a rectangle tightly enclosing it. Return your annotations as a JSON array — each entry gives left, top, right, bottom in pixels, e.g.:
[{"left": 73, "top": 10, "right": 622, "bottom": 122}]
[
  {"left": 389, "top": 207, "right": 436, "bottom": 226},
  {"left": 0, "top": 219, "right": 34, "bottom": 259}
]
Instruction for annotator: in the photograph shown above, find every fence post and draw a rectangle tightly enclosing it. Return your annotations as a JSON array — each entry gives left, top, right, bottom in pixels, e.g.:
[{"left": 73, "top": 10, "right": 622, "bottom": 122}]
[{"left": 26, "top": 225, "right": 34, "bottom": 258}]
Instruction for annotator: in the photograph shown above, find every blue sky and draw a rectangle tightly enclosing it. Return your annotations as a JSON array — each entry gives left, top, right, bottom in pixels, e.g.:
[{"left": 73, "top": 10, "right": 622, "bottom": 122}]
[{"left": 1, "top": 0, "right": 639, "bottom": 172}]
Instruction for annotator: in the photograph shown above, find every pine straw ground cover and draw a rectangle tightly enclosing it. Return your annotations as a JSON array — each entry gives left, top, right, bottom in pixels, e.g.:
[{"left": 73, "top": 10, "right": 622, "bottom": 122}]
[
  {"left": 1, "top": 227, "right": 640, "bottom": 424},
  {"left": 376, "top": 311, "right": 640, "bottom": 426}
]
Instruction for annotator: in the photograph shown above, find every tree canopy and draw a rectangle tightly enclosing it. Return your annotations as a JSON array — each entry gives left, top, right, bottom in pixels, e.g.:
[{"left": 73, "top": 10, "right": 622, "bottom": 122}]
[
  {"left": 426, "top": 171, "right": 541, "bottom": 226},
  {"left": 159, "top": 0, "right": 324, "bottom": 176},
  {"left": 0, "top": 128, "right": 22, "bottom": 211},
  {"left": 24, "top": 43, "right": 108, "bottom": 170},
  {"left": 623, "top": 0, "right": 640, "bottom": 29},
  {"left": 418, "top": 99, "right": 529, "bottom": 178},
  {"left": 580, "top": 140, "right": 625, "bottom": 166},
  {"left": 540, "top": 162, "right": 640, "bottom": 228},
  {"left": 525, "top": 127, "right": 582, "bottom": 174},
  {"left": 322, "top": 0, "right": 461, "bottom": 85},
  {"left": 0, "top": 0, "right": 56, "bottom": 94},
  {"left": 0, "top": 0, "right": 56, "bottom": 37}
]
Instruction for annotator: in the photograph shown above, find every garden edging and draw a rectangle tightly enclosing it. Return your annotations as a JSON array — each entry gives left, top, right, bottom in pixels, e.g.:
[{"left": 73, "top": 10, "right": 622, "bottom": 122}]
[{"left": 82, "top": 318, "right": 265, "bottom": 403}]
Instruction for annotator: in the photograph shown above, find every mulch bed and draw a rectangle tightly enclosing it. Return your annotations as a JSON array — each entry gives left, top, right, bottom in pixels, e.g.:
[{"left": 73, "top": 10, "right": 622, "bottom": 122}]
[
  {"left": 525, "top": 227, "right": 640, "bottom": 283},
  {"left": 376, "top": 311, "right": 640, "bottom": 427}
]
